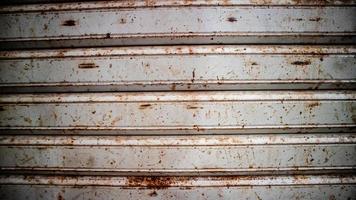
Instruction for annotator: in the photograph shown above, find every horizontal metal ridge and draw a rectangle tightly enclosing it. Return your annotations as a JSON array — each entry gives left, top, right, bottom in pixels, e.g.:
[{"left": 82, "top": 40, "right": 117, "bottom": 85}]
[
  {"left": 0, "top": 91, "right": 354, "bottom": 103},
  {"left": 1, "top": 175, "right": 355, "bottom": 186},
  {"left": 1, "top": 45, "right": 355, "bottom": 59},
  {"left": 2, "top": 167, "right": 355, "bottom": 176},
  {"left": 0, "top": 134, "right": 355, "bottom": 146},
  {"left": 2, "top": 0, "right": 356, "bottom": 13}
]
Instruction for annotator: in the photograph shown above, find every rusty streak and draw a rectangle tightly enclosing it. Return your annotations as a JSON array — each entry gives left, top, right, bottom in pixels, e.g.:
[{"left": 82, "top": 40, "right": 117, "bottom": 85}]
[
  {"left": 62, "top": 20, "right": 76, "bottom": 26},
  {"left": 139, "top": 104, "right": 152, "bottom": 109},
  {"left": 78, "top": 63, "right": 98, "bottom": 69},
  {"left": 291, "top": 60, "right": 311, "bottom": 65},
  {"left": 227, "top": 17, "right": 237, "bottom": 22}
]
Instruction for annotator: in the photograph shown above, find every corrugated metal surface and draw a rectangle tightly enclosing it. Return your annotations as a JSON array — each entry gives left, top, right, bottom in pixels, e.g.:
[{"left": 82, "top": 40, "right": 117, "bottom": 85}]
[
  {"left": 0, "top": 1, "right": 356, "bottom": 49},
  {"left": 0, "top": 1, "right": 355, "bottom": 200},
  {"left": 0, "top": 46, "right": 355, "bottom": 92}
]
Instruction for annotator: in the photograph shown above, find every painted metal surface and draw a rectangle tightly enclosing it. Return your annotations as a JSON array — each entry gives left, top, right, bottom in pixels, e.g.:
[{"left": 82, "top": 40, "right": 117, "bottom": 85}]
[
  {"left": 0, "top": 134, "right": 355, "bottom": 175},
  {"left": 1, "top": 175, "right": 355, "bottom": 200},
  {"left": 1, "top": 45, "right": 355, "bottom": 92},
  {"left": 0, "top": 1, "right": 355, "bottom": 199},
  {"left": 0, "top": 1, "right": 356, "bottom": 49},
  {"left": 0, "top": 91, "right": 354, "bottom": 134}
]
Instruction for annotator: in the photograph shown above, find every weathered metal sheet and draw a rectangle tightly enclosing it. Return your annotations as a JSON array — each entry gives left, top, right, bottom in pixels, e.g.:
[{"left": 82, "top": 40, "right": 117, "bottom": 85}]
[
  {"left": 1, "top": 45, "right": 355, "bottom": 92},
  {"left": 0, "top": 2, "right": 355, "bottom": 49},
  {"left": 0, "top": 134, "right": 355, "bottom": 175},
  {"left": 3, "top": 0, "right": 356, "bottom": 6},
  {"left": 0, "top": 175, "right": 355, "bottom": 200},
  {"left": 0, "top": 91, "right": 354, "bottom": 134}
]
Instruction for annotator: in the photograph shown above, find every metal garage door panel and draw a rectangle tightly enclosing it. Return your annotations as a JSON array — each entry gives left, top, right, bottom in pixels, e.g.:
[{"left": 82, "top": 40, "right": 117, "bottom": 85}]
[
  {"left": 2, "top": 0, "right": 356, "bottom": 5},
  {"left": 0, "top": 175, "right": 355, "bottom": 200},
  {"left": 0, "top": 3, "right": 355, "bottom": 49},
  {"left": 0, "top": 134, "right": 355, "bottom": 175},
  {"left": 0, "top": 91, "right": 354, "bottom": 134},
  {"left": 1, "top": 46, "right": 355, "bottom": 92}
]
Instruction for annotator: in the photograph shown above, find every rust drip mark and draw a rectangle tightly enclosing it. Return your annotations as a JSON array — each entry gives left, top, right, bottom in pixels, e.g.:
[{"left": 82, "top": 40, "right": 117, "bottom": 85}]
[
  {"left": 139, "top": 104, "right": 152, "bottom": 109},
  {"left": 309, "top": 17, "right": 321, "bottom": 22},
  {"left": 291, "top": 60, "right": 311, "bottom": 65},
  {"left": 227, "top": 17, "right": 237, "bottom": 22},
  {"left": 78, "top": 63, "right": 98, "bottom": 69},
  {"left": 187, "top": 105, "right": 203, "bottom": 109},
  {"left": 62, "top": 20, "right": 76, "bottom": 26},
  {"left": 148, "top": 191, "right": 158, "bottom": 197},
  {"left": 191, "top": 68, "right": 196, "bottom": 82}
]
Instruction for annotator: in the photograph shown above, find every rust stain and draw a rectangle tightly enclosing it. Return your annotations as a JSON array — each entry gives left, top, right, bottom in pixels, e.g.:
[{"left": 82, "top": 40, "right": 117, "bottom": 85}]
[
  {"left": 62, "top": 20, "right": 76, "bottom": 26},
  {"left": 171, "top": 83, "right": 176, "bottom": 91},
  {"left": 309, "top": 17, "right": 321, "bottom": 22},
  {"left": 145, "top": 0, "right": 157, "bottom": 6},
  {"left": 192, "top": 68, "right": 196, "bottom": 82},
  {"left": 78, "top": 63, "right": 98, "bottom": 69},
  {"left": 148, "top": 191, "right": 158, "bottom": 197},
  {"left": 307, "top": 102, "right": 321, "bottom": 109},
  {"left": 187, "top": 105, "right": 203, "bottom": 109},
  {"left": 57, "top": 194, "right": 64, "bottom": 200},
  {"left": 227, "top": 17, "right": 237, "bottom": 22},
  {"left": 291, "top": 60, "right": 311, "bottom": 65},
  {"left": 139, "top": 104, "right": 152, "bottom": 109},
  {"left": 119, "top": 18, "right": 127, "bottom": 24},
  {"left": 126, "top": 177, "right": 192, "bottom": 189}
]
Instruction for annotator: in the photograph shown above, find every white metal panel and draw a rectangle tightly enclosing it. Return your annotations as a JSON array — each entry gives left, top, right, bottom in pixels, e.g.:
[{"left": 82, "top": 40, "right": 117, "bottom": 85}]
[
  {"left": 0, "top": 45, "right": 355, "bottom": 92},
  {"left": 0, "top": 2, "right": 355, "bottom": 49}
]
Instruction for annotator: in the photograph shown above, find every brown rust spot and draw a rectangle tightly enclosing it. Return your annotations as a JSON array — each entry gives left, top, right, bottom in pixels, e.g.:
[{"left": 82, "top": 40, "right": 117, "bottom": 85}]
[
  {"left": 148, "top": 191, "right": 158, "bottom": 197},
  {"left": 309, "top": 17, "right": 321, "bottom": 22},
  {"left": 291, "top": 60, "right": 311, "bottom": 65},
  {"left": 119, "top": 18, "right": 126, "bottom": 24},
  {"left": 57, "top": 194, "right": 64, "bottom": 200},
  {"left": 126, "top": 177, "right": 189, "bottom": 189},
  {"left": 307, "top": 102, "right": 321, "bottom": 109},
  {"left": 139, "top": 104, "right": 152, "bottom": 109},
  {"left": 62, "top": 20, "right": 76, "bottom": 26},
  {"left": 78, "top": 63, "right": 98, "bottom": 69},
  {"left": 187, "top": 105, "right": 203, "bottom": 109},
  {"left": 227, "top": 17, "right": 237, "bottom": 22},
  {"left": 251, "top": 62, "right": 258, "bottom": 65}
]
